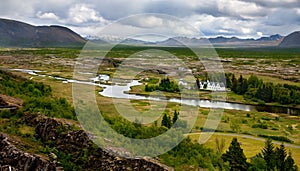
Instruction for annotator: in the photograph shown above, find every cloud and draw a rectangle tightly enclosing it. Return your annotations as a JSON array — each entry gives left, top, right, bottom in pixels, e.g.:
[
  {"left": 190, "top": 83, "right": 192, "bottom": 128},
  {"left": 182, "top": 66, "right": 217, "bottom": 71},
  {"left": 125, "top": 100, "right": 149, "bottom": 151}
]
[
  {"left": 240, "top": 0, "right": 300, "bottom": 8},
  {"left": 257, "top": 32, "right": 263, "bottom": 37},
  {"left": 216, "top": 0, "right": 267, "bottom": 19},
  {"left": 0, "top": 0, "right": 37, "bottom": 21},
  {"left": 0, "top": 0, "right": 298, "bottom": 38},
  {"left": 68, "top": 4, "right": 107, "bottom": 24},
  {"left": 86, "top": 0, "right": 145, "bottom": 20},
  {"left": 36, "top": 11, "right": 60, "bottom": 21},
  {"left": 185, "top": 14, "right": 262, "bottom": 38},
  {"left": 97, "top": 14, "right": 199, "bottom": 39},
  {"left": 265, "top": 8, "right": 300, "bottom": 26},
  {"left": 121, "top": 15, "right": 164, "bottom": 28}
]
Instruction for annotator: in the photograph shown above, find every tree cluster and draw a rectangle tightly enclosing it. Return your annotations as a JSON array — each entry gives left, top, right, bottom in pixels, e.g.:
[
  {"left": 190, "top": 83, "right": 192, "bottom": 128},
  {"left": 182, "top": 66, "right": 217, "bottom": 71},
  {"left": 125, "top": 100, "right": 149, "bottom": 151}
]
[
  {"left": 254, "top": 139, "right": 298, "bottom": 171},
  {"left": 226, "top": 73, "right": 300, "bottom": 105},
  {"left": 161, "top": 110, "right": 182, "bottom": 129},
  {"left": 145, "top": 78, "right": 180, "bottom": 93},
  {"left": 222, "top": 138, "right": 298, "bottom": 171}
]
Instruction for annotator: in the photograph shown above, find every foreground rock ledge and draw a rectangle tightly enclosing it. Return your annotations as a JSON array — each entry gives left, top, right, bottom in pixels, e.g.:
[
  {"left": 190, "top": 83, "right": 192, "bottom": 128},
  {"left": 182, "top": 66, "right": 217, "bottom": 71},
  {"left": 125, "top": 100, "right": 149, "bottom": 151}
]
[
  {"left": 0, "top": 113, "right": 172, "bottom": 171},
  {"left": 0, "top": 133, "right": 56, "bottom": 171}
]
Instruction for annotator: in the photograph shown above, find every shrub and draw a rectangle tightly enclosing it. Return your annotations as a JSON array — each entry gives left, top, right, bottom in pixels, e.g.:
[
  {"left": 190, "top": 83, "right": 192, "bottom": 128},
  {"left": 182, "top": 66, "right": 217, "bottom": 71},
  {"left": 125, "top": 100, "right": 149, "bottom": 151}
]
[{"left": 252, "top": 123, "right": 268, "bottom": 129}]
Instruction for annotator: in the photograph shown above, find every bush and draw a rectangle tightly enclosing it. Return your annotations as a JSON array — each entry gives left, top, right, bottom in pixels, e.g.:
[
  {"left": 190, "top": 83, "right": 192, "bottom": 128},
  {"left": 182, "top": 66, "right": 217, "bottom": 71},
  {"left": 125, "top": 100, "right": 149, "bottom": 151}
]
[
  {"left": 252, "top": 123, "right": 268, "bottom": 129},
  {"left": 261, "top": 117, "right": 272, "bottom": 121},
  {"left": 242, "top": 119, "right": 248, "bottom": 124}
]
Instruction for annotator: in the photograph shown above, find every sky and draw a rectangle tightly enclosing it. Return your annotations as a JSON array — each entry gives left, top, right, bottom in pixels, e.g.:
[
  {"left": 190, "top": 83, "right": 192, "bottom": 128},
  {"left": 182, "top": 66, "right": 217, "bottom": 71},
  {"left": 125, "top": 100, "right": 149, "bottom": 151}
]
[{"left": 0, "top": 0, "right": 300, "bottom": 40}]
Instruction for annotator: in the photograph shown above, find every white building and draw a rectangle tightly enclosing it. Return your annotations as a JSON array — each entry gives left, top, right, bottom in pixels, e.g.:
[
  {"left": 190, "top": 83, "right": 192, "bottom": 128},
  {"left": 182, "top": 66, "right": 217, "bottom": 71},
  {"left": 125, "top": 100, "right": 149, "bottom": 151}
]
[
  {"left": 199, "top": 80, "right": 226, "bottom": 91},
  {"left": 90, "top": 74, "right": 110, "bottom": 83}
]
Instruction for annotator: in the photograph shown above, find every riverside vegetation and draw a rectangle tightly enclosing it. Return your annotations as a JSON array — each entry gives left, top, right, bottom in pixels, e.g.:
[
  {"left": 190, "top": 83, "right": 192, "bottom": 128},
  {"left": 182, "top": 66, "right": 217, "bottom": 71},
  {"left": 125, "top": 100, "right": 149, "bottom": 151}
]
[{"left": 0, "top": 47, "right": 300, "bottom": 170}]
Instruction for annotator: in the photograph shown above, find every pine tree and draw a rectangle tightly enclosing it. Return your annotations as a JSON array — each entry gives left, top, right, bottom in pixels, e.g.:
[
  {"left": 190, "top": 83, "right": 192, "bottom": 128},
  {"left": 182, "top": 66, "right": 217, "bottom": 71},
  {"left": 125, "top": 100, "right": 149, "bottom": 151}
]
[
  {"left": 236, "top": 75, "right": 248, "bottom": 95},
  {"left": 275, "top": 143, "right": 287, "bottom": 171},
  {"left": 222, "top": 138, "right": 249, "bottom": 171},
  {"left": 232, "top": 77, "right": 238, "bottom": 93},
  {"left": 241, "top": 79, "right": 248, "bottom": 94},
  {"left": 196, "top": 78, "right": 200, "bottom": 90},
  {"left": 286, "top": 151, "right": 298, "bottom": 171},
  {"left": 226, "top": 73, "right": 232, "bottom": 88},
  {"left": 162, "top": 113, "right": 172, "bottom": 128},
  {"left": 261, "top": 139, "right": 276, "bottom": 171},
  {"left": 238, "top": 75, "right": 243, "bottom": 84},
  {"left": 231, "top": 74, "right": 236, "bottom": 86},
  {"left": 248, "top": 74, "right": 259, "bottom": 88},
  {"left": 249, "top": 155, "right": 267, "bottom": 171},
  {"left": 173, "top": 110, "right": 179, "bottom": 124}
]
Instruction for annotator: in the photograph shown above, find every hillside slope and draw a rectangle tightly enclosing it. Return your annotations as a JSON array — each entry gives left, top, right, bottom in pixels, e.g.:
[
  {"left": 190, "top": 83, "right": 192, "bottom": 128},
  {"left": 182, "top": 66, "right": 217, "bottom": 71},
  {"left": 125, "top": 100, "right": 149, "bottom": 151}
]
[
  {"left": 279, "top": 31, "right": 300, "bottom": 47},
  {"left": 0, "top": 18, "right": 86, "bottom": 47}
]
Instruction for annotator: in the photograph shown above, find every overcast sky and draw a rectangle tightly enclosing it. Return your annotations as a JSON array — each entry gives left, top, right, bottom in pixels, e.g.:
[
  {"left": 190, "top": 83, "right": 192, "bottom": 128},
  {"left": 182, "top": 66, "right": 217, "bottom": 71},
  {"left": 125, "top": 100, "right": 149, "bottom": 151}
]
[{"left": 1, "top": 0, "right": 299, "bottom": 39}]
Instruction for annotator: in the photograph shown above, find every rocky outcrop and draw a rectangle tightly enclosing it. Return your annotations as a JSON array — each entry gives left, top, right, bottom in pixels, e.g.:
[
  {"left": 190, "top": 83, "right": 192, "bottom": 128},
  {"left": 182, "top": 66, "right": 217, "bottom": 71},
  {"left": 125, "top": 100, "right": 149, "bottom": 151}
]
[
  {"left": 25, "top": 114, "right": 173, "bottom": 171},
  {"left": 0, "top": 133, "right": 56, "bottom": 171}
]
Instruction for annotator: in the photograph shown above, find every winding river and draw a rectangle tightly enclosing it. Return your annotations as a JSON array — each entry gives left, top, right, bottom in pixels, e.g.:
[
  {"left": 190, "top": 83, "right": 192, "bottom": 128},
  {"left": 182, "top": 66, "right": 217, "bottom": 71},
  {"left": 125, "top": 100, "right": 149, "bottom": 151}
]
[
  {"left": 12, "top": 69, "right": 300, "bottom": 115},
  {"left": 98, "top": 80, "right": 300, "bottom": 115}
]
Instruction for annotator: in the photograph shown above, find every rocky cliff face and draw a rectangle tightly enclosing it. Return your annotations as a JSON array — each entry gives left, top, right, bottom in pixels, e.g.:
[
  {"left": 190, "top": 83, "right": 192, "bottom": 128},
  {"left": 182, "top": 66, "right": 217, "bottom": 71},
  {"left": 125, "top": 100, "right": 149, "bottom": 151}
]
[
  {"left": 0, "top": 133, "right": 56, "bottom": 171},
  {"left": 24, "top": 114, "right": 173, "bottom": 171}
]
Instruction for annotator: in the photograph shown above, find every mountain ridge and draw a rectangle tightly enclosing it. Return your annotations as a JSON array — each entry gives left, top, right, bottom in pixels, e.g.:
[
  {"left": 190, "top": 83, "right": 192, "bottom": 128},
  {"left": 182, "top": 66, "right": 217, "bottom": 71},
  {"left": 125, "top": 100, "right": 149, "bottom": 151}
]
[
  {"left": 89, "top": 34, "right": 284, "bottom": 47},
  {"left": 155, "top": 34, "right": 283, "bottom": 47},
  {"left": 0, "top": 18, "right": 86, "bottom": 47},
  {"left": 279, "top": 31, "right": 300, "bottom": 47}
]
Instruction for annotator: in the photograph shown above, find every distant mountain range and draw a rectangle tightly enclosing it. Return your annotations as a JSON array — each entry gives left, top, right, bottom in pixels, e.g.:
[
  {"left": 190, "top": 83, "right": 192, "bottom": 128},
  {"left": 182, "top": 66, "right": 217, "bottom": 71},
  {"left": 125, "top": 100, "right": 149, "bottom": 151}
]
[
  {"left": 0, "top": 18, "right": 86, "bottom": 47},
  {"left": 0, "top": 18, "right": 299, "bottom": 48},
  {"left": 116, "top": 34, "right": 284, "bottom": 47},
  {"left": 93, "top": 34, "right": 285, "bottom": 47}
]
